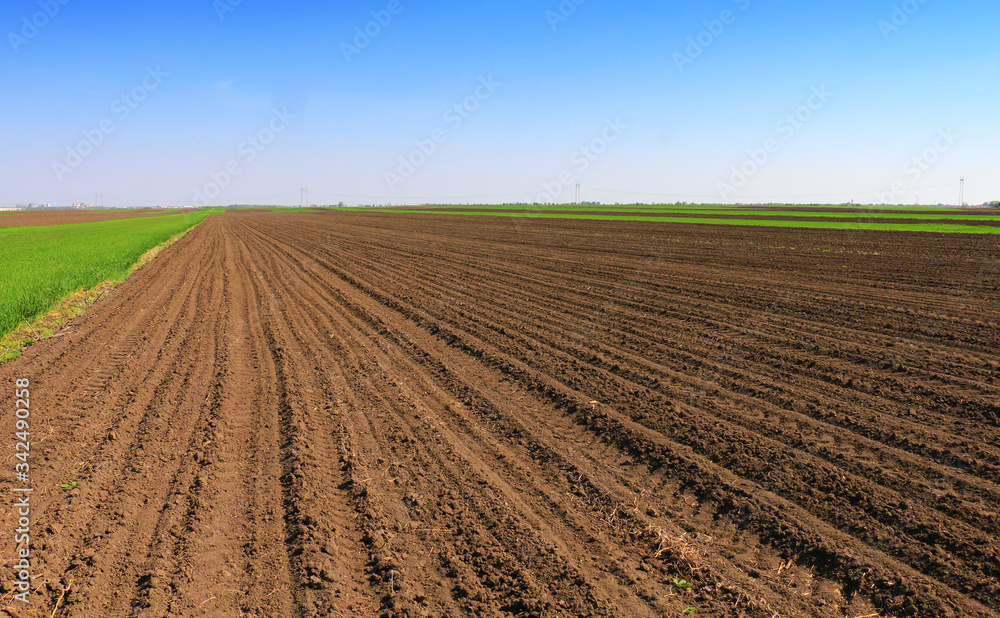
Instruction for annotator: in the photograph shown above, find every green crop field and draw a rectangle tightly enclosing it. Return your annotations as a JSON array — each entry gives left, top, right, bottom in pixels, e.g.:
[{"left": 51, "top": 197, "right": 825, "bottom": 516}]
[
  {"left": 380, "top": 205, "right": 1000, "bottom": 233},
  {"left": 394, "top": 203, "right": 968, "bottom": 213},
  {"left": 0, "top": 209, "right": 217, "bottom": 340}
]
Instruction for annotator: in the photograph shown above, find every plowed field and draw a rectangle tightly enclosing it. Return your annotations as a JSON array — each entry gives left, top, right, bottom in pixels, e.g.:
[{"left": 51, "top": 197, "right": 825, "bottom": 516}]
[
  {"left": 0, "top": 210, "right": 178, "bottom": 228},
  {"left": 2, "top": 211, "right": 998, "bottom": 617}
]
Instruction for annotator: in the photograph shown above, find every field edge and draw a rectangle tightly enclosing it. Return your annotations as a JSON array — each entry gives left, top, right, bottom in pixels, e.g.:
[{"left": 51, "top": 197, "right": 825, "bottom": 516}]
[{"left": 0, "top": 216, "right": 214, "bottom": 364}]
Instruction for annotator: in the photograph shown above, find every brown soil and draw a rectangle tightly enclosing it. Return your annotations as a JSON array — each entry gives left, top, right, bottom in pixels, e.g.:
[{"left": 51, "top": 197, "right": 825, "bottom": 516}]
[
  {"left": 0, "top": 209, "right": 178, "bottom": 228},
  {"left": 1, "top": 211, "right": 998, "bottom": 617}
]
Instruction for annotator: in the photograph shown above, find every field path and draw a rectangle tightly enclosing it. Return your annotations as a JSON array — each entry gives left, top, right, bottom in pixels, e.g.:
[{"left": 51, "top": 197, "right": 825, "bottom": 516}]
[{"left": 1, "top": 212, "right": 997, "bottom": 617}]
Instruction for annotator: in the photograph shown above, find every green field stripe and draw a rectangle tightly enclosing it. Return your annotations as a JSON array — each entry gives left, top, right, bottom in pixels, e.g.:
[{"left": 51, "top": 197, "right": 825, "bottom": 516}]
[
  {"left": 380, "top": 210, "right": 1000, "bottom": 234},
  {"left": 409, "top": 208, "right": 1000, "bottom": 221},
  {"left": 407, "top": 203, "right": 969, "bottom": 213},
  {"left": 0, "top": 209, "right": 216, "bottom": 339}
]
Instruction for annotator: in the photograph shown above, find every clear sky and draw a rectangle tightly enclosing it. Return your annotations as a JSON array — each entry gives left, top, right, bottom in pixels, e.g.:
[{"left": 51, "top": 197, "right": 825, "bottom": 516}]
[{"left": 2, "top": 0, "right": 998, "bottom": 206}]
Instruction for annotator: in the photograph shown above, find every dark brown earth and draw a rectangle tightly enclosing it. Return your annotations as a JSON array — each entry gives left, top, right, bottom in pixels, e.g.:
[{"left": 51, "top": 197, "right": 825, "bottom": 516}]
[
  {"left": 0, "top": 209, "right": 177, "bottom": 228},
  {"left": 1, "top": 211, "right": 998, "bottom": 617}
]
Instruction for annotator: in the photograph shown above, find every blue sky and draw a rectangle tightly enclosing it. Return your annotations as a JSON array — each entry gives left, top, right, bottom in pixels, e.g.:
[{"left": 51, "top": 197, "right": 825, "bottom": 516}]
[{"left": 2, "top": 0, "right": 997, "bottom": 206}]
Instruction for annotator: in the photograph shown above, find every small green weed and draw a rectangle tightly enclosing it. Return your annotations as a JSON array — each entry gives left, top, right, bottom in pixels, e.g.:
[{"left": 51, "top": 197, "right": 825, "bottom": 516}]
[{"left": 671, "top": 577, "right": 694, "bottom": 589}]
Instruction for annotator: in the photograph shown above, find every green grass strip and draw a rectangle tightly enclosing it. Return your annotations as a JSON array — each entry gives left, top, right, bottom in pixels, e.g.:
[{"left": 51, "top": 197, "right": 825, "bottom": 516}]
[
  {"left": 380, "top": 210, "right": 1000, "bottom": 234},
  {"left": 413, "top": 207, "right": 1000, "bottom": 221},
  {"left": 0, "top": 209, "right": 217, "bottom": 339},
  {"left": 408, "top": 203, "right": 969, "bottom": 213}
]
